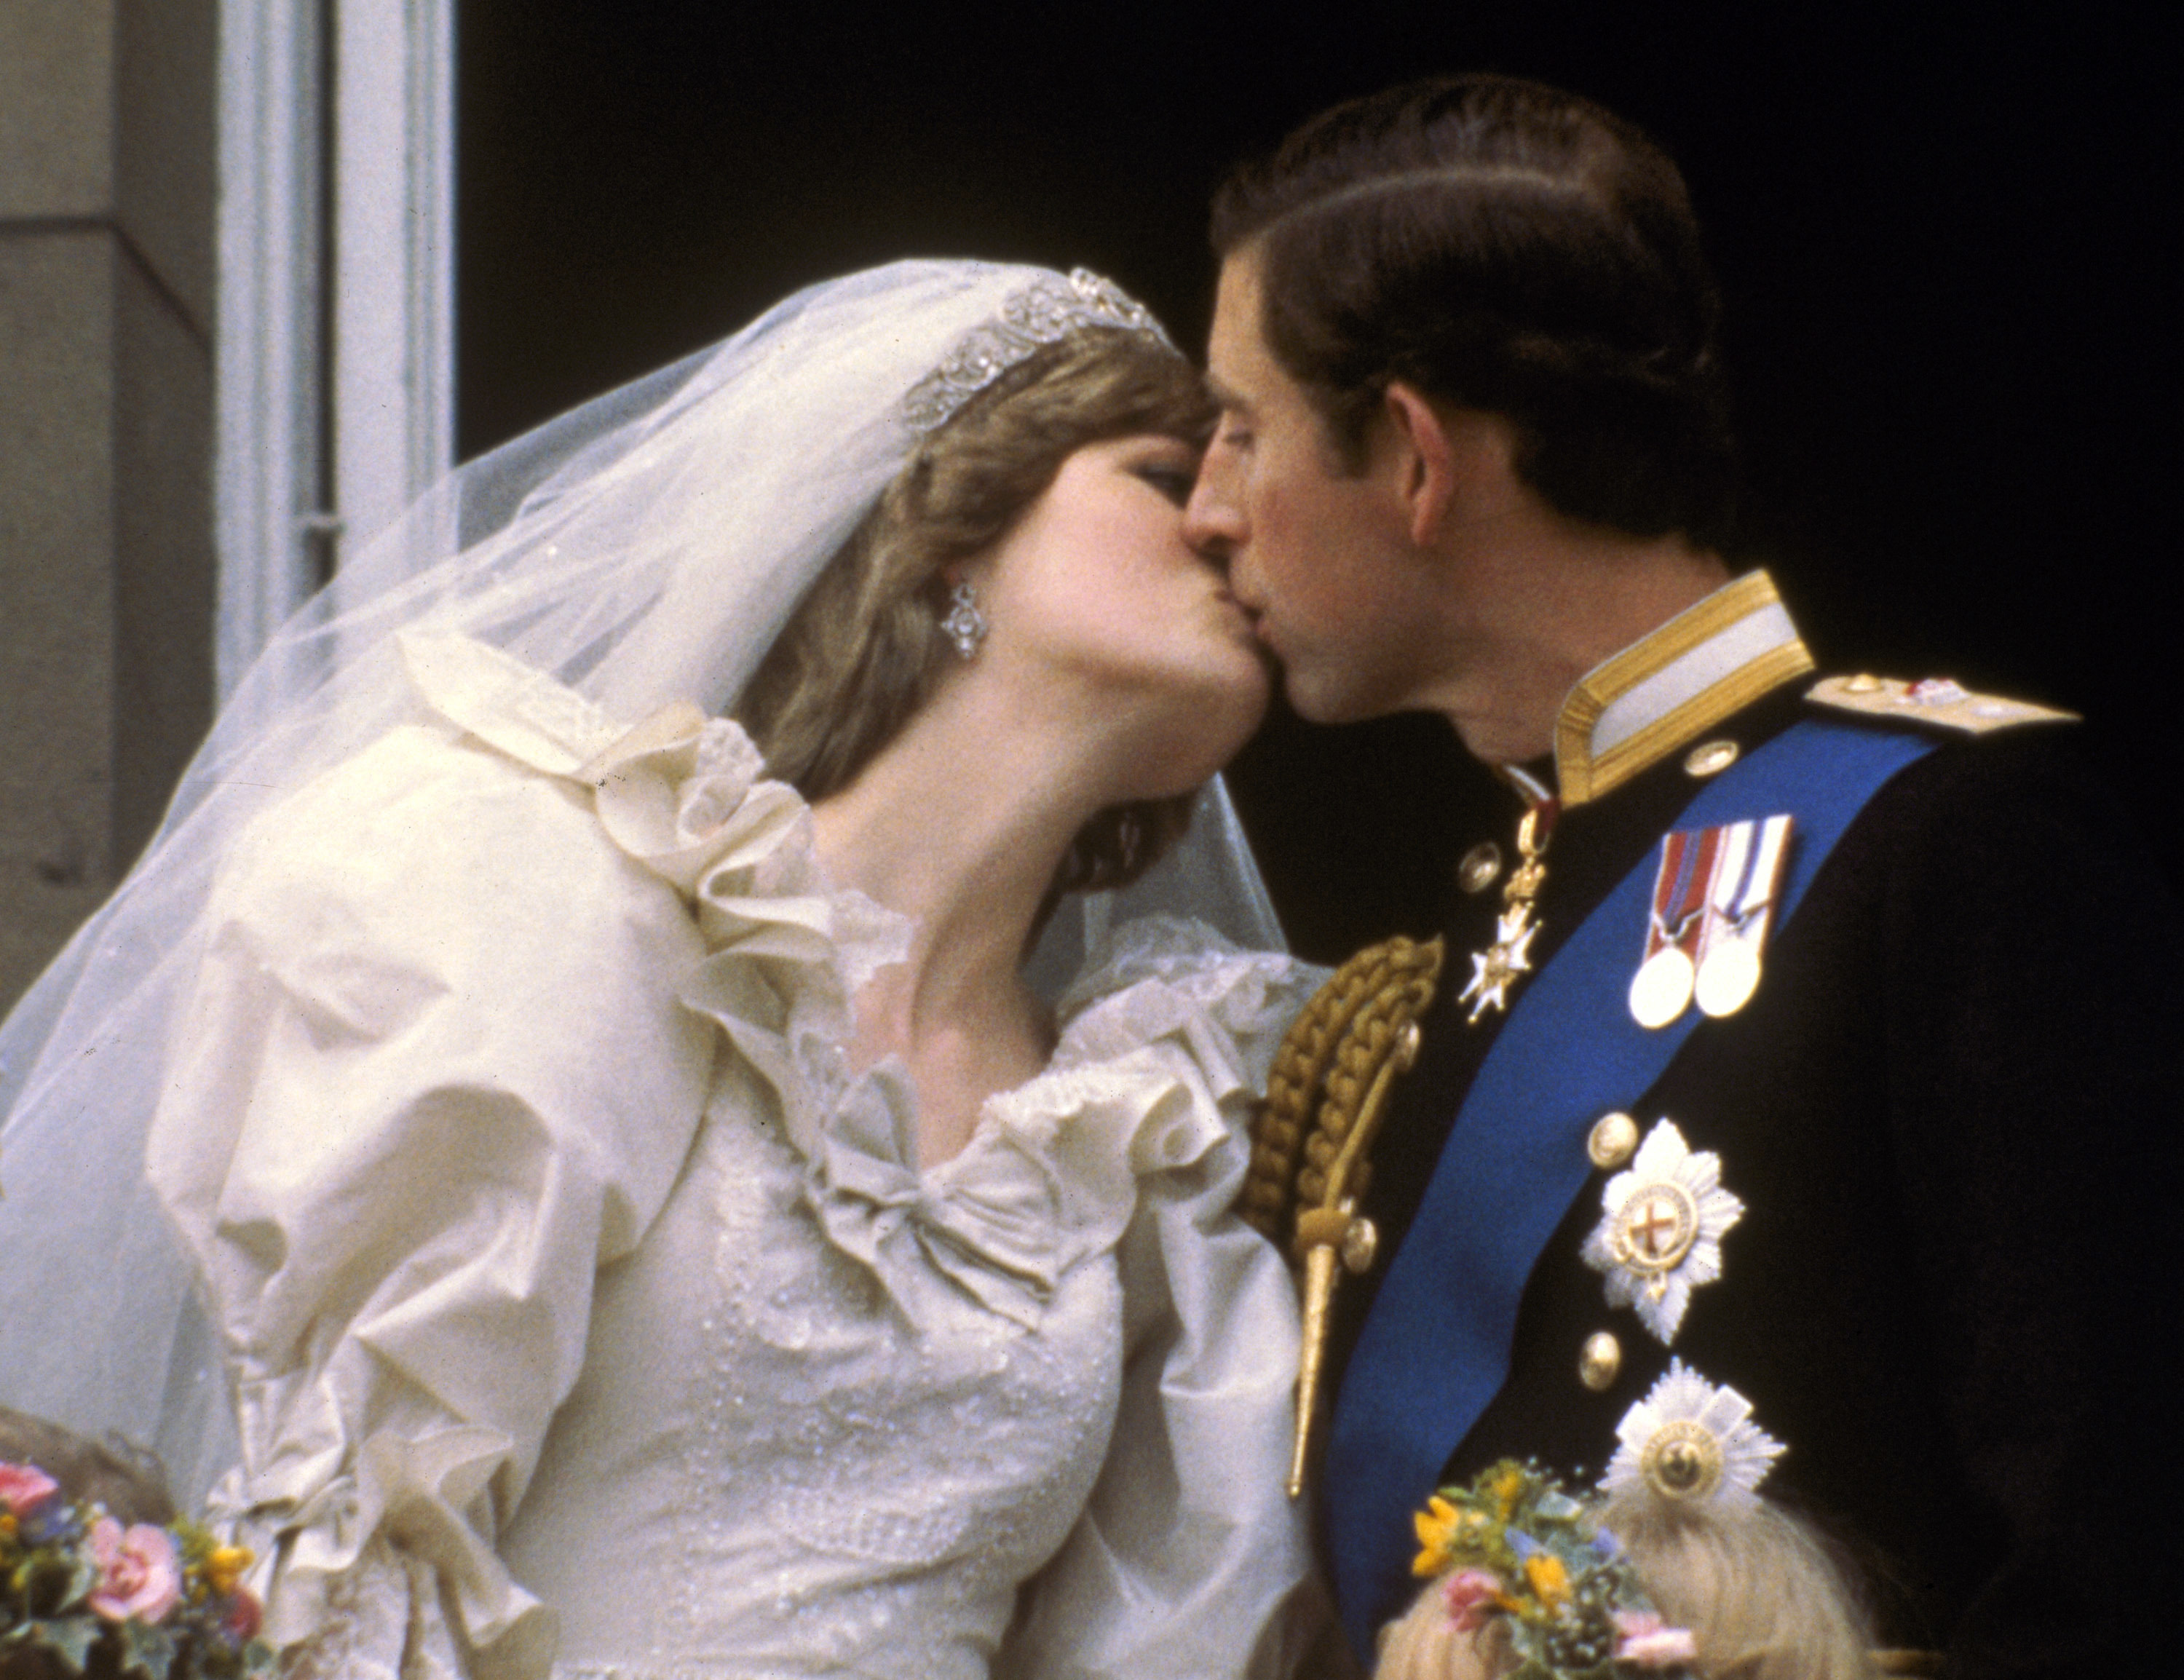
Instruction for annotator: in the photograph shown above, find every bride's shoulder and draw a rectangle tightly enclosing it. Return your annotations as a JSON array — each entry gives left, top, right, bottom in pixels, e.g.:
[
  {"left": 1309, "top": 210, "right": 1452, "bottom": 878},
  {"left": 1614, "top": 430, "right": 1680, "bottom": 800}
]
[{"left": 211, "top": 633, "right": 793, "bottom": 944}]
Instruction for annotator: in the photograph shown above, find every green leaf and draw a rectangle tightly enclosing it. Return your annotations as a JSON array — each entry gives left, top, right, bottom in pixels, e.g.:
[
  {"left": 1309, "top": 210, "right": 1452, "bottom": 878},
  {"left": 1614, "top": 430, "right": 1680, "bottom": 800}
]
[
  {"left": 28, "top": 1614, "right": 100, "bottom": 1673},
  {"left": 121, "top": 1618, "right": 178, "bottom": 1680}
]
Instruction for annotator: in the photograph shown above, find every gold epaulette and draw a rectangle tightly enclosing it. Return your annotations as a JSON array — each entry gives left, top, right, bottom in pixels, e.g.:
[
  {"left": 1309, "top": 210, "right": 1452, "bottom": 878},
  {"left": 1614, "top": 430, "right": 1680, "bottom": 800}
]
[
  {"left": 1246, "top": 934, "right": 1444, "bottom": 1497},
  {"left": 1807, "top": 674, "right": 2076, "bottom": 734}
]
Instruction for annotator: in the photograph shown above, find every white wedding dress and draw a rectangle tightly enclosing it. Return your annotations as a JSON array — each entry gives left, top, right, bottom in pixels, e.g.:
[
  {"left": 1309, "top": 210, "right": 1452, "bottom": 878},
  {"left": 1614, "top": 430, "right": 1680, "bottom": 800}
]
[{"left": 146, "top": 636, "right": 1320, "bottom": 1680}]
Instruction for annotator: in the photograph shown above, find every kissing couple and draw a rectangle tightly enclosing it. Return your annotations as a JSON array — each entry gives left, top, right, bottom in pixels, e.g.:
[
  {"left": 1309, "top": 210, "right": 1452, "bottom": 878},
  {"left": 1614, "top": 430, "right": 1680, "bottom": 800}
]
[{"left": 1, "top": 74, "right": 2160, "bottom": 1680}]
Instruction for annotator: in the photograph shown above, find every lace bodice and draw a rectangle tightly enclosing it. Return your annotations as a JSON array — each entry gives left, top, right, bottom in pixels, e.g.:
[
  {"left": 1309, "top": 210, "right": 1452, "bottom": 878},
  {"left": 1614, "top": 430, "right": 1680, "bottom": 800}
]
[{"left": 148, "top": 635, "right": 1319, "bottom": 1680}]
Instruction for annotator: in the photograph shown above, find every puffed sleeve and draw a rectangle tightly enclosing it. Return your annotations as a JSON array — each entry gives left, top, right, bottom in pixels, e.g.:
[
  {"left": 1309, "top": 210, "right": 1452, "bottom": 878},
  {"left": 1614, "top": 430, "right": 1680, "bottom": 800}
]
[
  {"left": 994, "top": 919, "right": 1329, "bottom": 1680},
  {"left": 146, "top": 720, "right": 716, "bottom": 1680}
]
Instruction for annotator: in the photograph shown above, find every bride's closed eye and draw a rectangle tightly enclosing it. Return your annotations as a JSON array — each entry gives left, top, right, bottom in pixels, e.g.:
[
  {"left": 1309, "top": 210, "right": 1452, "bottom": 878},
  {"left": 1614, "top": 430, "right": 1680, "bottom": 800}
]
[
  {"left": 1125, "top": 441, "right": 1203, "bottom": 508},
  {"left": 1133, "top": 463, "right": 1198, "bottom": 507}
]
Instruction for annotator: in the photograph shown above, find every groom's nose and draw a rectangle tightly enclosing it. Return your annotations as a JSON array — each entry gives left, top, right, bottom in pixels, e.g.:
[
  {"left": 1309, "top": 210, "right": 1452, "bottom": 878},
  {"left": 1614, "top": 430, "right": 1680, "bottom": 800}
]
[{"left": 1182, "top": 450, "right": 1246, "bottom": 558}]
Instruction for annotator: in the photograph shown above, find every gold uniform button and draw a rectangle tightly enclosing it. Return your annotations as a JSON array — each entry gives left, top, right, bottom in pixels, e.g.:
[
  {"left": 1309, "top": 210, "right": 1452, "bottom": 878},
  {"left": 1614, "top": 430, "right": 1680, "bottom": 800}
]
[
  {"left": 1587, "top": 1110, "right": 1639, "bottom": 1170},
  {"left": 1457, "top": 841, "right": 1503, "bottom": 894},
  {"left": 1340, "top": 1216, "right": 1380, "bottom": 1275},
  {"left": 1579, "top": 1331, "right": 1622, "bottom": 1391},
  {"left": 1683, "top": 738, "right": 1740, "bottom": 777}
]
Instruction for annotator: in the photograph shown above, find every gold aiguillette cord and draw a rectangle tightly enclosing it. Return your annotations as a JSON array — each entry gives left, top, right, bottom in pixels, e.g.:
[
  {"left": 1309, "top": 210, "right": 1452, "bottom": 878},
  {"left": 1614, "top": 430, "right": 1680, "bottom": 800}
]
[{"left": 1246, "top": 936, "right": 1444, "bottom": 1498}]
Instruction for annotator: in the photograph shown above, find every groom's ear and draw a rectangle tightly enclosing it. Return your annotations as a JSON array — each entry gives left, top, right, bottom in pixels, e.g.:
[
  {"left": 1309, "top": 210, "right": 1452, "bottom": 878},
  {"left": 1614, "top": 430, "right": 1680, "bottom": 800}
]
[{"left": 1380, "top": 381, "right": 1457, "bottom": 549}]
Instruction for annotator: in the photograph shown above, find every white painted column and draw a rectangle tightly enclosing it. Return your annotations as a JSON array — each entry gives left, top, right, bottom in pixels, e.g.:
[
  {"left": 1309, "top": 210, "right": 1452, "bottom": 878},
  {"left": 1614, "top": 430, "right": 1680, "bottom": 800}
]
[
  {"left": 331, "top": 0, "right": 454, "bottom": 558},
  {"left": 213, "top": 0, "right": 454, "bottom": 701}
]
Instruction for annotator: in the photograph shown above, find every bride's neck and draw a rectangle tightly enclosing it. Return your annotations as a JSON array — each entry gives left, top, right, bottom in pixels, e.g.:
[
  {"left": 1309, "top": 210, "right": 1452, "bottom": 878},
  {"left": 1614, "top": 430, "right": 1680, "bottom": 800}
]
[
  {"left": 810, "top": 684, "right": 1111, "bottom": 1166},
  {"left": 809, "top": 685, "right": 1101, "bottom": 1027}
]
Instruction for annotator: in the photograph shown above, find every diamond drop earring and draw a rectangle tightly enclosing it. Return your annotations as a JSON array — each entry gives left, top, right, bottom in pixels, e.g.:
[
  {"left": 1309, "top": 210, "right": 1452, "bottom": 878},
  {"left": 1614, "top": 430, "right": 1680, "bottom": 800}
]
[{"left": 941, "top": 579, "right": 988, "bottom": 659}]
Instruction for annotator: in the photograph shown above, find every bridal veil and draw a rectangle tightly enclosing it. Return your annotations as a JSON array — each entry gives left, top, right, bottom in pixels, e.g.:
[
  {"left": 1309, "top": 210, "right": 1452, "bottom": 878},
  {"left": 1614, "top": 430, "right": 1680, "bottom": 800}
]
[{"left": 0, "top": 261, "right": 1282, "bottom": 1503}]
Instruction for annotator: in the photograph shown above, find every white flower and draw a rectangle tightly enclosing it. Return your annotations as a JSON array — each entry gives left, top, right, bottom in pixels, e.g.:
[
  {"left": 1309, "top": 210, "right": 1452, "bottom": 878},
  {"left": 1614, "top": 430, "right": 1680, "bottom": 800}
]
[
  {"left": 1579, "top": 1118, "right": 1742, "bottom": 1344},
  {"left": 1602, "top": 1358, "right": 1784, "bottom": 1506}
]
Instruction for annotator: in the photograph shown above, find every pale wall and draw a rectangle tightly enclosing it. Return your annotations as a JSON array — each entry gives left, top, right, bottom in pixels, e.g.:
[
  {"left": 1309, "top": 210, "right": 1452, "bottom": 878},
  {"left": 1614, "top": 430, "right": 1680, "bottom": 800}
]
[{"left": 0, "top": 0, "right": 215, "bottom": 1010}]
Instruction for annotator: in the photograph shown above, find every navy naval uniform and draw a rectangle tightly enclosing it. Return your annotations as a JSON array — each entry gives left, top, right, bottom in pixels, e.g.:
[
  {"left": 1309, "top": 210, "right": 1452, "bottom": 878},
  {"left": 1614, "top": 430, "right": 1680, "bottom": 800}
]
[{"left": 1316, "top": 572, "right": 2177, "bottom": 1677}]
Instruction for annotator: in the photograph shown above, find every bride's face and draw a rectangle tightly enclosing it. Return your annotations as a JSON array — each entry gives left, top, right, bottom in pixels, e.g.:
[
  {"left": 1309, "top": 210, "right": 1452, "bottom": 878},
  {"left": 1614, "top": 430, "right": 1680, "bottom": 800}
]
[{"left": 976, "top": 433, "right": 1271, "bottom": 793}]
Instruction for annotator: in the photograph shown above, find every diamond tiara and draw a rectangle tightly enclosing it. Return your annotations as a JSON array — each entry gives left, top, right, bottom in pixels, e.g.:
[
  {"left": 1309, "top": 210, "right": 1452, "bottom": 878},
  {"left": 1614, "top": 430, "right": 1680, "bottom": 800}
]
[{"left": 901, "top": 268, "right": 1179, "bottom": 432}]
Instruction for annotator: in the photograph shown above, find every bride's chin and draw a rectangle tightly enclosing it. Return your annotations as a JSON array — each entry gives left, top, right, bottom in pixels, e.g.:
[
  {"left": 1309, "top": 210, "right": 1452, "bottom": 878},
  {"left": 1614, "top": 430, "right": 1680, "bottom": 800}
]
[{"left": 1115, "top": 686, "right": 1269, "bottom": 801}]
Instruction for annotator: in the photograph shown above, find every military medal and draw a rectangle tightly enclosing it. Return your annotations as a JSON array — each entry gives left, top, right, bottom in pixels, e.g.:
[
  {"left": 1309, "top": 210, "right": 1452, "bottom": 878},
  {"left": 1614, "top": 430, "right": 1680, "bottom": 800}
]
[
  {"left": 1629, "top": 827, "right": 1718, "bottom": 1027},
  {"left": 1579, "top": 1117, "right": 1744, "bottom": 1344},
  {"left": 1630, "top": 817, "right": 1793, "bottom": 1027},
  {"left": 1602, "top": 1360, "right": 1784, "bottom": 1506},
  {"left": 1693, "top": 814, "right": 1791, "bottom": 1018},
  {"left": 1459, "top": 800, "right": 1555, "bottom": 1023}
]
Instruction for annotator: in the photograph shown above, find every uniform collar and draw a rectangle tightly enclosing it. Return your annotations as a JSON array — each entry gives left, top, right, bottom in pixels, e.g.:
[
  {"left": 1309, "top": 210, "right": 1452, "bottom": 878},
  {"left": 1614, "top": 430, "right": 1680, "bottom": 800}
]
[{"left": 1551, "top": 570, "right": 1814, "bottom": 806}]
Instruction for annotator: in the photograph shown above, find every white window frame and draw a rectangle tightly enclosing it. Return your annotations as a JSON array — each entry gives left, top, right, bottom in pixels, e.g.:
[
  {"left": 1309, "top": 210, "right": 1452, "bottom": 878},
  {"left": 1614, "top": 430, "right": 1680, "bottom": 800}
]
[{"left": 215, "top": 0, "right": 454, "bottom": 700}]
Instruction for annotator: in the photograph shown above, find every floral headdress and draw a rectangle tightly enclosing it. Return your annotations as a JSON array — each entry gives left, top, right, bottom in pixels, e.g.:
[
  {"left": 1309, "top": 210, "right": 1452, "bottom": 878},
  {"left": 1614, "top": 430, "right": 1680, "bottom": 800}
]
[
  {"left": 1409, "top": 1460, "right": 1696, "bottom": 1676},
  {"left": 1406, "top": 1364, "right": 1788, "bottom": 1677},
  {"left": 0, "top": 1459, "right": 272, "bottom": 1679}
]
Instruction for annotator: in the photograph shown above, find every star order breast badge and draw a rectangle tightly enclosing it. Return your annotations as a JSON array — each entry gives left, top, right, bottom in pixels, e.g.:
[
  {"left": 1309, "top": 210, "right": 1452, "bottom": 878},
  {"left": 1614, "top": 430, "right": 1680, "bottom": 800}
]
[{"left": 1580, "top": 1118, "right": 1744, "bottom": 1344}]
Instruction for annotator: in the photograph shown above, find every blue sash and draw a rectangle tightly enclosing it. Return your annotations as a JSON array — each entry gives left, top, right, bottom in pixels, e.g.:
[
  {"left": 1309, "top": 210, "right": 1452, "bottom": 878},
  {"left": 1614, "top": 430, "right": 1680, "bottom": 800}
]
[{"left": 1326, "top": 717, "right": 1934, "bottom": 1654}]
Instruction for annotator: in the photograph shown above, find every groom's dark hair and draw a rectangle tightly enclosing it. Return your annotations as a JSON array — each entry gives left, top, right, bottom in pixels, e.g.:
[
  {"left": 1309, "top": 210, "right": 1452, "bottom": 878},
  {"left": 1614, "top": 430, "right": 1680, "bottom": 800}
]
[{"left": 1212, "top": 75, "right": 1737, "bottom": 550}]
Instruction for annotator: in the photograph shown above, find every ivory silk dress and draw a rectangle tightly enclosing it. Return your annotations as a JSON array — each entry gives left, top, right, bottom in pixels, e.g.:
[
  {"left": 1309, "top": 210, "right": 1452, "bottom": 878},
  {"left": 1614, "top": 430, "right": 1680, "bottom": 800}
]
[{"left": 146, "top": 636, "right": 1318, "bottom": 1680}]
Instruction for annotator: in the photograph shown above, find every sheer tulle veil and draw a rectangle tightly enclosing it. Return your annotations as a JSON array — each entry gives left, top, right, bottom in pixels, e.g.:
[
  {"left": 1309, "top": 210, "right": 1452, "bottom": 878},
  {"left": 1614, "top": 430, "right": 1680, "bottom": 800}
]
[{"left": 0, "top": 261, "right": 1282, "bottom": 1502}]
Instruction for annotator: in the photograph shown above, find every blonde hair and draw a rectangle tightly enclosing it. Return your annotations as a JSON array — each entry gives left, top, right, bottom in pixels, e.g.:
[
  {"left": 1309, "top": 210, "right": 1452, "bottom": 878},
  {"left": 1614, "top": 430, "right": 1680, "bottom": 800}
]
[
  {"left": 735, "top": 328, "right": 1216, "bottom": 898},
  {"left": 1374, "top": 1493, "right": 1880, "bottom": 1680},
  {"left": 1599, "top": 1492, "right": 1878, "bottom": 1680}
]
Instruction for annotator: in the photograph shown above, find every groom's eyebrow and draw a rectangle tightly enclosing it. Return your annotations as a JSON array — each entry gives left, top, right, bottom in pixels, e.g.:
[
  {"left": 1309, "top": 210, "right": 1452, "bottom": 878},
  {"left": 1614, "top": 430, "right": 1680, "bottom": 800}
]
[{"left": 1205, "top": 376, "right": 1250, "bottom": 414}]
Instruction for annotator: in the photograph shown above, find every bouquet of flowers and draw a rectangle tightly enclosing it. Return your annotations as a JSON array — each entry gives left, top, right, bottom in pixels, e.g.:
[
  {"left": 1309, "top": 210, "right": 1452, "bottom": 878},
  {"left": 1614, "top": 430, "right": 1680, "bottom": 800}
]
[
  {"left": 1, "top": 1461, "right": 272, "bottom": 1680},
  {"left": 1410, "top": 1460, "right": 1695, "bottom": 1678}
]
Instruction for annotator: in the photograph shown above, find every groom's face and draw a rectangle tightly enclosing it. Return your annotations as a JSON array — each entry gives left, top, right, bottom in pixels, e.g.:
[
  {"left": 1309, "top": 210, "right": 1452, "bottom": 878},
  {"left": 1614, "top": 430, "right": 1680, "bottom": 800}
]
[{"left": 1187, "top": 253, "right": 1438, "bottom": 724}]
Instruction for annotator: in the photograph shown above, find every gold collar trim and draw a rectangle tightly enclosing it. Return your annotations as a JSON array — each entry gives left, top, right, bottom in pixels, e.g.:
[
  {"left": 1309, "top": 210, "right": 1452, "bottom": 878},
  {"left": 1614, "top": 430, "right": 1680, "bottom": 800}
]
[{"left": 1554, "top": 571, "right": 1814, "bottom": 805}]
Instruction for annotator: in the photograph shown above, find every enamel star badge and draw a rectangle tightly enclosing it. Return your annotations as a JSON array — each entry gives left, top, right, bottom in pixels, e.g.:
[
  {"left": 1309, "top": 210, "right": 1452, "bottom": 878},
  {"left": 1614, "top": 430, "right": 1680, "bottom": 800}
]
[
  {"left": 1580, "top": 1118, "right": 1744, "bottom": 1344},
  {"left": 1600, "top": 1359, "right": 1784, "bottom": 1507}
]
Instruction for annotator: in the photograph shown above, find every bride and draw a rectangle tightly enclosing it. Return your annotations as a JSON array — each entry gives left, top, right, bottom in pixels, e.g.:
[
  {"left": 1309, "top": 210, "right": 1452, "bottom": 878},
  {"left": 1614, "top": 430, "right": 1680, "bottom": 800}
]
[{"left": 0, "top": 264, "right": 1321, "bottom": 1678}]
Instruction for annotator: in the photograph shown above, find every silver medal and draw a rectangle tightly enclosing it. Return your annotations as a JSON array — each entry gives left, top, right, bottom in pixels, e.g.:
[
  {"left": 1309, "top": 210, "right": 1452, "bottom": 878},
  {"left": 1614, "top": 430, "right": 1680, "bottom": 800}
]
[
  {"left": 1628, "top": 946, "right": 1696, "bottom": 1029},
  {"left": 1695, "top": 938, "right": 1762, "bottom": 1018}
]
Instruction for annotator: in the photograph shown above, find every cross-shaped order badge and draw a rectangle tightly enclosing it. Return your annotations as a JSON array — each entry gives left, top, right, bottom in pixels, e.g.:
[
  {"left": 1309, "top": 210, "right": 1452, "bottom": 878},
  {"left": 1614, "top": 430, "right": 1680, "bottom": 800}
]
[{"left": 1628, "top": 815, "right": 1793, "bottom": 1029}]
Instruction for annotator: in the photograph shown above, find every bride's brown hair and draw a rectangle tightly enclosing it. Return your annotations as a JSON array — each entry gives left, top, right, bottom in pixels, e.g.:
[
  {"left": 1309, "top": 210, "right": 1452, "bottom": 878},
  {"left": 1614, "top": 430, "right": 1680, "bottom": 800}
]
[{"left": 737, "top": 328, "right": 1218, "bottom": 898}]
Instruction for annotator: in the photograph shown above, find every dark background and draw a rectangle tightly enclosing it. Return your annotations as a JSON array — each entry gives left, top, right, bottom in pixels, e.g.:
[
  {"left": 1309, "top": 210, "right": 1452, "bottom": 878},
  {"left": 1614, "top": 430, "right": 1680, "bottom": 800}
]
[{"left": 458, "top": 3, "right": 2178, "bottom": 964}]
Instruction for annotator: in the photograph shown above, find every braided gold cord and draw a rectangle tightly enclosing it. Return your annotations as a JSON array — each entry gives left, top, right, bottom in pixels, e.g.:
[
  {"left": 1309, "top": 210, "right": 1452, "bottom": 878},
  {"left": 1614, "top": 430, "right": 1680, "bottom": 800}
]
[
  {"left": 1257, "top": 935, "right": 1444, "bottom": 1498},
  {"left": 1244, "top": 935, "right": 1444, "bottom": 1239}
]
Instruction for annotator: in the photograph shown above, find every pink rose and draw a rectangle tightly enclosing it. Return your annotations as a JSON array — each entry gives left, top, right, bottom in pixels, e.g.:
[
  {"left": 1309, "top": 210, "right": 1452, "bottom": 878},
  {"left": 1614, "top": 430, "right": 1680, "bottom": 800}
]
[
  {"left": 87, "top": 1517, "right": 183, "bottom": 1625},
  {"left": 1614, "top": 1609, "right": 1699, "bottom": 1667},
  {"left": 221, "top": 1587, "right": 264, "bottom": 1644},
  {"left": 0, "top": 1461, "right": 61, "bottom": 1514},
  {"left": 1440, "top": 1568, "right": 1507, "bottom": 1633}
]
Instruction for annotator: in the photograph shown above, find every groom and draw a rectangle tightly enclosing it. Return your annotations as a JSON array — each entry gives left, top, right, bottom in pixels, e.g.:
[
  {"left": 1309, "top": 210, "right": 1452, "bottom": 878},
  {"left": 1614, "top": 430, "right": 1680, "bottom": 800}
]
[{"left": 1186, "top": 76, "right": 2173, "bottom": 1674}]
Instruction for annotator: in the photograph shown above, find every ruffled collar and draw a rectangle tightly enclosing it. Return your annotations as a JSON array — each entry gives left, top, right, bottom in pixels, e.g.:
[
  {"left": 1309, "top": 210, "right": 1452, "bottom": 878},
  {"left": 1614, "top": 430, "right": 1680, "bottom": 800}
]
[{"left": 400, "top": 633, "right": 1298, "bottom": 1329}]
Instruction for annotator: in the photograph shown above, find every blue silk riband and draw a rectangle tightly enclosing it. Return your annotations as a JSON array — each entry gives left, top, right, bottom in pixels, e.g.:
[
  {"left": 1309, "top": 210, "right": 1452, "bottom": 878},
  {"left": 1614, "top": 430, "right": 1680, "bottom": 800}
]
[{"left": 1326, "top": 716, "right": 1936, "bottom": 1657}]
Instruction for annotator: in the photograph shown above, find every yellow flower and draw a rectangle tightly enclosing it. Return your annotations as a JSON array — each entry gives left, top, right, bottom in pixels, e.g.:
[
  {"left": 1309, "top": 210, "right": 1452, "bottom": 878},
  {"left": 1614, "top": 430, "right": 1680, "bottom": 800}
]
[
  {"left": 0, "top": 1513, "right": 17, "bottom": 1540},
  {"left": 205, "top": 1544, "right": 255, "bottom": 1596},
  {"left": 1489, "top": 1462, "right": 1525, "bottom": 1517},
  {"left": 1412, "top": 1495, "right": 1462, "bottom": 1576},
  {"left": 1523, "top": 1551, "right": 1571, "bottom": 1612}
]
